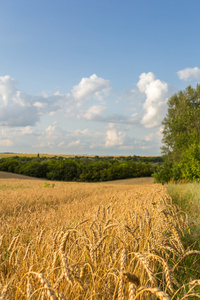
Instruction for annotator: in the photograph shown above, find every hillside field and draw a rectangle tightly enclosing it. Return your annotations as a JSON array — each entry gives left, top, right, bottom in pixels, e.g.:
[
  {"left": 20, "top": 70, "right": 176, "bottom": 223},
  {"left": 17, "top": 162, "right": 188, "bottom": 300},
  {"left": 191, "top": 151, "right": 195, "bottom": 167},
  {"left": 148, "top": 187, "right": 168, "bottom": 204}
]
[{"left": 0, "top": 174, "right": 200, "bottom": 299}]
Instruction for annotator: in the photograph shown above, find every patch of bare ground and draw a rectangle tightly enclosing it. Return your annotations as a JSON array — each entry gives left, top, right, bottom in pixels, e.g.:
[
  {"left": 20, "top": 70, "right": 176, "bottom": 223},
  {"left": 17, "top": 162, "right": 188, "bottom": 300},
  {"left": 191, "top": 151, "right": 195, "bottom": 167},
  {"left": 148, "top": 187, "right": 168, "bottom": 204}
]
[{"left": 0, "top": 176, "right": 199, "bottom": 299}]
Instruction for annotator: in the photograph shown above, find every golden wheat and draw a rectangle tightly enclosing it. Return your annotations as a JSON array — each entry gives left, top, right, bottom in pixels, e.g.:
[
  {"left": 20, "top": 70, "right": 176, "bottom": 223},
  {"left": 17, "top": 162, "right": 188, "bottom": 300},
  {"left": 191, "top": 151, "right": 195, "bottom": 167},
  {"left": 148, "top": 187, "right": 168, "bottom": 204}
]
[{"left": 0, "top": 177, "right": 199, "bottom": 299}]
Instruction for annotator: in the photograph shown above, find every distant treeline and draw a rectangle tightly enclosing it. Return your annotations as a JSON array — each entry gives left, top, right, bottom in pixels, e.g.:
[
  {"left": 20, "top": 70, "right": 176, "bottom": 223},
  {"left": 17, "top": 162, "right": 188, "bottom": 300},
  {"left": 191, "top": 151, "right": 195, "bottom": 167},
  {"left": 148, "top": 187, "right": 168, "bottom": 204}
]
[{"left": 0, "top": 155, "right": 163, "bottom": 182}]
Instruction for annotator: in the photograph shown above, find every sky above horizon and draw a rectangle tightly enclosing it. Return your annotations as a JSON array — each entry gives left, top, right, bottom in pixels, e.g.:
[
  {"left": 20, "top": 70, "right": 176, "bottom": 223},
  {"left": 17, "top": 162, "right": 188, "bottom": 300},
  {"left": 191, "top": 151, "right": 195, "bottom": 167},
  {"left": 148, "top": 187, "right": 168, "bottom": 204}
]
[{"left": 0, "top": 0, "right": 200, "bottom": 156}]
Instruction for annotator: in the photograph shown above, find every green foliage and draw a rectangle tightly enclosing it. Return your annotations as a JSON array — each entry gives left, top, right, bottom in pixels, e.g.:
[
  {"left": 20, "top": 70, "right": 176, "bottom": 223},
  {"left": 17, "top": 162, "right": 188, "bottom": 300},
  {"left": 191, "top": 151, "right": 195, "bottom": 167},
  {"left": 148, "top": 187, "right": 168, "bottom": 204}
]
[
  {"left": 166, "top": 182, "right": 200, "bottom": 249},
  {"left": 178, "top": 143, "right": 200, "bottom": 181},
  {"left": 153, "top": 162, "right": 173, "bottom": 184},
  {"left": 0, "top": 155, "right": 157, "bottom": 182},
  {"left": 43, "top": 182, "right": 55, "bottom": 188},
  {"left": 162, "top": 84, "right": 200, "bottom": 160},
  {"left": 155, "top": 84, "right": 200, "bottom": 183}
]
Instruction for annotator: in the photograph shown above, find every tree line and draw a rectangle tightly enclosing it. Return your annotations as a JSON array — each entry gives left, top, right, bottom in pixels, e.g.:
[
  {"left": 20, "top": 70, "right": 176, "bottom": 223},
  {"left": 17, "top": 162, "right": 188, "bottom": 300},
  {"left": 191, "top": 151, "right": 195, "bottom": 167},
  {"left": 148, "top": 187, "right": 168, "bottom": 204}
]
[
  {"left": 154, "top": 84, "right": 200, "bottom": 183},
  {"left": 0, "top": 155, "right": 159, "bottom": 182}
]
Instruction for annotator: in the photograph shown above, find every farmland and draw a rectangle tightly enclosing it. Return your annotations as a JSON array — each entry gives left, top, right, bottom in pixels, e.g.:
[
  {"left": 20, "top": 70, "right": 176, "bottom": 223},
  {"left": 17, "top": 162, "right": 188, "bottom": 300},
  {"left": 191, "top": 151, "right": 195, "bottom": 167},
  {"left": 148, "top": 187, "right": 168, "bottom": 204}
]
[{"left": 0, "top": 174, "right": 200, "bottom": 299}]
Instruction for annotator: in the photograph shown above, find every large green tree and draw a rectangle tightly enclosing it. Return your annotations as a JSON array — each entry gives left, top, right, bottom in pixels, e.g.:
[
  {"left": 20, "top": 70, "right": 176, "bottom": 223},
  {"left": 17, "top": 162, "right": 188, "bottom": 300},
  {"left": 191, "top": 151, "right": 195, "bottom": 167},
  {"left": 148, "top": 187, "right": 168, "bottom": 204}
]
[
  {"left": 154, "top": 84, "right": 200, "bottom": 183},
  {"left": 162, "top": 84, "right": 200, "bottom": 160}
]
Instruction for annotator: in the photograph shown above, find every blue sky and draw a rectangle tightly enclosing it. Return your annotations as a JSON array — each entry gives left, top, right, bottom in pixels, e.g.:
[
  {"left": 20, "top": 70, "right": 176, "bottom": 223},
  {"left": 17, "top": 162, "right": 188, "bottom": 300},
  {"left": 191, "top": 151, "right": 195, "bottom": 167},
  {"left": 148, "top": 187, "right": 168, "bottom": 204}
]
[{"left": 0, "top": 0, "right": 200, "bottom": 155}]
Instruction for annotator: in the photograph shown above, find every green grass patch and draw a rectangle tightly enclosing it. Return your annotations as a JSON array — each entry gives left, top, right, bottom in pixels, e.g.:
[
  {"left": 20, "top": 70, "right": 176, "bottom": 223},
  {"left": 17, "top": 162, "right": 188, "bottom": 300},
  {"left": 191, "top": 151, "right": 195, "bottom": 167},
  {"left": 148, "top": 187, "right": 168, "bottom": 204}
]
[
  {"left": 166, "top": 182, "right": 200, "bottom": 249},
  {"left": 0, "top": 184, "right": 31, "bottom": 190},
  {"left": 166, "top": 182, "right": 200, "bottom": 289}
]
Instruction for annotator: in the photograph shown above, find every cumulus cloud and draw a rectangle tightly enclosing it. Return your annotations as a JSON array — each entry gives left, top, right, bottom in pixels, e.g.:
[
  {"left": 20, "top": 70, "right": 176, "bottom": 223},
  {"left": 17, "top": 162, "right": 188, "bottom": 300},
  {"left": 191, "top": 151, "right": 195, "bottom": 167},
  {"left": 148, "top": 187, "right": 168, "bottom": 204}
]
[
  {"left": 0, "top": 139, "right": 13, "bottom": 146},
  {"left": 105, "top": 124, "right": 126, "bottom": 147},
  {"left": 0, "top": 75, "right": 72, "bottom": 127},
  {"left": 145, "top": 126, "right": 163, "bottom": 142},
  {"left": 79, "top": 104, "right": 138, "bottom": 125},
  {"left": 58, "top": 141, "right": 65, "bottom": 147},
  {"left": 46, "top": 122, "right": 59, "bottom": 136},
  {"left": 33, "top": 101, "right": 47, "bottom": 109},
  {"left": 73, "top": 129, "right": 89, "bottom": 136},
  {"left": 0, "top": 75, "right": 41, "bottom": 126},
  {"left": 20, "top": 126, "right": 36, "bottom": 135},
  {"left": 0, "top": 73, "right": 112, "bottom": 127},
  {"left": 71, "top": 74, "right": 111, "bottom": 106},
  {"left": 67, "top": 140, "right": 80, "bottom": 147},
  {"left": 83, "top": 105, "right": 106, "bottom": 120},
  {"left": 137, "top": 72, "right": 169, "bottom": 128},
  {"left": 177, "top": 67, "right": 200, "bottom": 81},
  {"left": 0, "top": 75, "right": 17, "bottom": 106}
]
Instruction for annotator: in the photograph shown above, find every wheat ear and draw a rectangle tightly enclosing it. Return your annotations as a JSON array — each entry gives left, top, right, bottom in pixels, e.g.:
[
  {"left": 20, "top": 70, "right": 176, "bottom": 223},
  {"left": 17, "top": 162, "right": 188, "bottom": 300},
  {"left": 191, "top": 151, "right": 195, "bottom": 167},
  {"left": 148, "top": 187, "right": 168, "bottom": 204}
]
[
  {"left": 134, "top": 252, "right": 155, "bottom": 285},
  {"left": 118, "top": 247, "right": 126, "bottom": 300},
  {"left": 137, "top": 286, "right": 170, "bottom": 300},
  {"left": 60, "top": 251, "right": 74, "bottom": 285},
  {"left": 30, "top": 272, "right": 57, "bottom": 300}
]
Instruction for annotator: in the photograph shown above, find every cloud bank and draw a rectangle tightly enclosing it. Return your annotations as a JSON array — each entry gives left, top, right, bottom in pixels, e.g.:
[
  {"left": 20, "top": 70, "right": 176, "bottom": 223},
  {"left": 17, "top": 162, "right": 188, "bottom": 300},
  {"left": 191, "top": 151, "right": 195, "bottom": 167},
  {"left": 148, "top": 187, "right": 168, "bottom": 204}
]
[
  {"left": 0, "top": 72, "right": 175, "bottom": 155},
  {"left": 0, "top": 75, "right": 40, "bottom": 126},
  {"left": 177, "top": 67, "right": 200, "bottom": 81}
]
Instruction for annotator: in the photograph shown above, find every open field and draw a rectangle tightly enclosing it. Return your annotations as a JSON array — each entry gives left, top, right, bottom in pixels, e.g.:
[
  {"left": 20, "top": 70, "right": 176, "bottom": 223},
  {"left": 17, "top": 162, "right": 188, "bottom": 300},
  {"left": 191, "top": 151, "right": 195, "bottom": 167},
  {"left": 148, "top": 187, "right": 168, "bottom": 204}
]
[
  {"left": 0, "top": 153, "right": 126, "bottom": 159},
  {"left": 0, "top": 153, "right": 160, "bottom": 159},
  {"left": 0, "top": 153, "right": 77, "bottom": 159},
  {"left": 0, "top": 175, "right": 200, "bottom": 299}
]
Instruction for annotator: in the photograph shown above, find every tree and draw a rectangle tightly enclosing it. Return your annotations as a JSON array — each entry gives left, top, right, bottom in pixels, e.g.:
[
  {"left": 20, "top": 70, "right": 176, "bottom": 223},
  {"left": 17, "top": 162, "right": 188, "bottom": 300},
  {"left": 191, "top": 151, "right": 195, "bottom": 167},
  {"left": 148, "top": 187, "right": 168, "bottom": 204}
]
[
  {"left": 154, "top": 84, "right": 200, "bottom": 183},
  {"left": 161, "top": 84, "right": 200, "bottom": 162}
]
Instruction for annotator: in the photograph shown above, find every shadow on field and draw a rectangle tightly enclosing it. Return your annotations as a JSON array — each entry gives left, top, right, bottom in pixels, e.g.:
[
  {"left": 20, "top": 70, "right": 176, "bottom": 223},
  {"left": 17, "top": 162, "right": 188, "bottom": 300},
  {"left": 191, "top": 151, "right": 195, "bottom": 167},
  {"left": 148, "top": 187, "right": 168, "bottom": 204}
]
[
  {"left": 0, "top": 171, "right": 38, "bottom": 180},
  {"left": 103, "top": 177, "right": 154, "bottom": 185},
  {"left": 0, "top": 171, "right": 154, "bottom": 185}
]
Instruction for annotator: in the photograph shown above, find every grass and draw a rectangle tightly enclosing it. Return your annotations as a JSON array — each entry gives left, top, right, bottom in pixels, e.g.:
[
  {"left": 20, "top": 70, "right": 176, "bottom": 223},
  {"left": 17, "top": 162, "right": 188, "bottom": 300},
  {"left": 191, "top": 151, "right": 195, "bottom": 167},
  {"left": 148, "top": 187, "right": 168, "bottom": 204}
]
[
  {"left": 166, "top": 182, "right": 200, "bottom": 224},
  {"left": 166, "top": 182, "right": 200, "bottom": 248},
  {"left": 0, "top": 176, "right": 200, "bottom": 299},
  {"left": 166, "top": 182, "right": 200, "bottom": 292}
]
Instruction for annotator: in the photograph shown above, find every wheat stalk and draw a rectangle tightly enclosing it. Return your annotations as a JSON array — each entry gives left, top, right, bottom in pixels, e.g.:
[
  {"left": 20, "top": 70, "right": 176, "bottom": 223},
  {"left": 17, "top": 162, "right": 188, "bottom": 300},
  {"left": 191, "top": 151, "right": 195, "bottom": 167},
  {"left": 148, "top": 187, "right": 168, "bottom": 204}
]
[
  {"left": 133, "top": 252, "right": 156, "bottom": 285},
  {"left": 137, "top": 286, "right": 171, "bottom": 300}
]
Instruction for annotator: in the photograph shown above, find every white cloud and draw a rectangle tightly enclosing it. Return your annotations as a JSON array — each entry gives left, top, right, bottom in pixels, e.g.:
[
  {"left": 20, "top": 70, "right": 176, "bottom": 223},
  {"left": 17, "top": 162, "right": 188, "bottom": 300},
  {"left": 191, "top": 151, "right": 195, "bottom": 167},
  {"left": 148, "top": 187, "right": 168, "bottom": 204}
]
[
  {"left": 0, "top": 72, "right": 172, "bottom": 155},
  {"left": 137, "top": 72, "right": 169, "bottom": 128},
  {"left": 33, "top": 101, "right": 47, "bottom": 108},
  {"left": 0, "top": 139, "right": 13, "bottom": 146},
  {"left": 0, "top": 75, "right": 69, "bottom": 127},
  {"left": 0, "top": 75, "right": 16, "bottom": 106},
  {"left": 137, "top": 72, "right": 156, "bottom": 94},
  {"left": 79, "top": 105, "right": 138, "bottom": 124},
  {"left": 145, "top": 126, "right": 163, "bottom": 143},
  {"left": 119, "top": 145, "right": 134, "bottom": 150},
  {"left": 105, "top": 124, "right": 126, "bottom": 147},
  {"left": 58, "top": 141, "right": 65, "bottom": 147},
  {"left": 46, "top": 122, "right": 59, "bottom": 136},
  {"left": 83, "top": 105, "right": 105, "bottom": 120},
  {"left": 71, "top": 74, "right": 111, "bottom": 106},
  {"left": 0, "top": 75, "right": 41, "bottom": 126},
  {"left": 73, "top": 129, "right": 89, "bottom": 136},
  {"left": 67, "top": 140, "right": 80, "bottom": 147},
  {"left": 20, "top": 126, "right": 34, "bottom": 135},
  {"left": 140, "top": 145, "right": 151, "bottom": 150},
  {"left": 177, "top": 67, "right": 200, "bottom": 81}
]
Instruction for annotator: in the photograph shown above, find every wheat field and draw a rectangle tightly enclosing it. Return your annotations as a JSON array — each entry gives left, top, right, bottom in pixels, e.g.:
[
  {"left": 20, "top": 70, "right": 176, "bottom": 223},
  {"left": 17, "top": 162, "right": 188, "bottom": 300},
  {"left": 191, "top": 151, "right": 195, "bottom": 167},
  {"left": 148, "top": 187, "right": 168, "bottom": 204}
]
[{"left": 0, "top": 175, "right": 199, "bottom": 299}]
